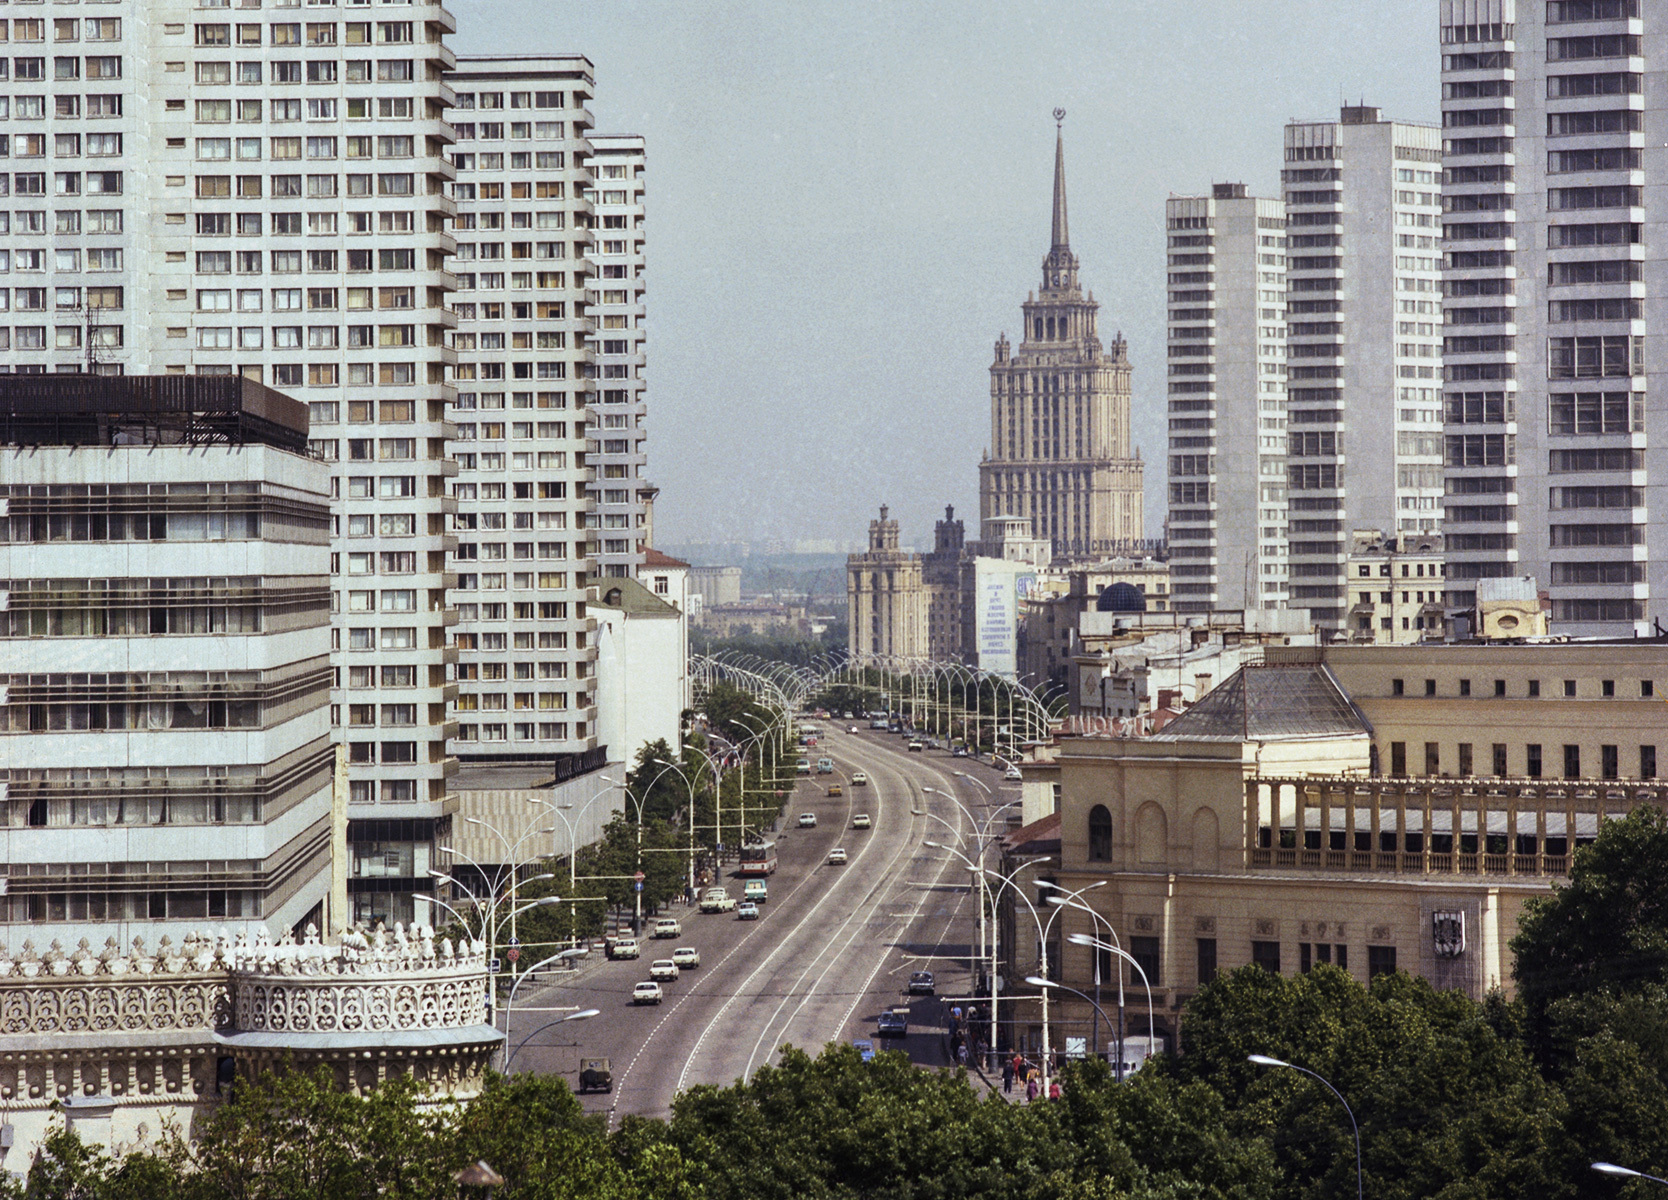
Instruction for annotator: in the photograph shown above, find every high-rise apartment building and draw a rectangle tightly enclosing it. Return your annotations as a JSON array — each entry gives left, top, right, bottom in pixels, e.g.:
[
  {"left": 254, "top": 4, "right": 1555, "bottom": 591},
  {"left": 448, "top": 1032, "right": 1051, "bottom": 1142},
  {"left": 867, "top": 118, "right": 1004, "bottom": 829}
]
[
  {"left": 1164, "top": 183, "right": 1290, "bottom": 612},
  {"left": 1439, "top": 0, "right": 1658, "bottom": 635},
  {"left": 0, "top": 375, "right": 335, "bottom": 943},
  {"left": 980, "top": 124, "right": 1144, "bottom": 563},
  {"left": 445, "top": 56, "right": 600, "bottom": 772},
  {"left": 4, "top": 0, "right": 460, "bottom": 929},
  {"left": 586, "top": 133, "right": 648, "bottom": 581},
  {"left": 1282, "top": 106, "right": 1445, "bottom": 629}
]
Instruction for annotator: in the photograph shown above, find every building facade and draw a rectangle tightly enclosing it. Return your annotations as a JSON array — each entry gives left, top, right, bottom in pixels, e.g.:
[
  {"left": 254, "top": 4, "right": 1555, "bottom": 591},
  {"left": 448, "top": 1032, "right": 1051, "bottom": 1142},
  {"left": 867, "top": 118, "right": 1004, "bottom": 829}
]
[
  {"left": 1164, "top": 183, "right": 1290, "bottom": 612},
  {"left": 980, "top": 123, "right": 1144, "bottom": 563},
  {"left": 1439, "top": 0, "right": 1661, "bottom": 635},
  {"left": 846, "top": 505, "right": 927, "bottom": 660},
  {"left": 1343, "top": 529, "right": 1447, "bottom": 642},
  {"left": 1283, "top": 106, "right": 1445, "bottom": 630},
  {"left": 0, "top": 376, "right": 335, "bottom": 945}
]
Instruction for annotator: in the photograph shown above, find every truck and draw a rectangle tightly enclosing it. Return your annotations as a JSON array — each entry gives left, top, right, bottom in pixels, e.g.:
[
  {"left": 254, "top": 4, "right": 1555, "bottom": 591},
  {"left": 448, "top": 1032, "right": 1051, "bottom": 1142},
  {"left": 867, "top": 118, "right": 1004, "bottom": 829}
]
[{"left": 578, "top": 1058, "right": 613, "bottom": 1094}]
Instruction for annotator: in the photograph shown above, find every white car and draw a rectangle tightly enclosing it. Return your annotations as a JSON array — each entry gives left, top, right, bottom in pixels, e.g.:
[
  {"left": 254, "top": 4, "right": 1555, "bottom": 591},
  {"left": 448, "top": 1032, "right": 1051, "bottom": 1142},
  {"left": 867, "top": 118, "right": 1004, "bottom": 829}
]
[
  {"left": 649, "top": 959, "right": 678, "bottom": 982},
  {"left": 852, "top": 772, "right": 869, "bottom": 787},
  {"left": 699, "top": 887, "right": 736, "bottom": 913},
  {"left": 653, "top": 918, "right": 681, "bottom": 939},
  {"left": 632, "top": 981, "right": 663, "bottom": 1005},
  {"left": 853, "top": 813, "right": 871, "bottom": 829},
  {"left": 672, "top": 946, "right": 701, "bottom": 969},
  {"left": 798, "top": 812, "right": 818, "bottom": 828},
  {"left": 828, "top": 847, "right": 848, "bottom": 865},
  {"left": 1004, "top": 765, "right": 1023, "bottom": 781}
]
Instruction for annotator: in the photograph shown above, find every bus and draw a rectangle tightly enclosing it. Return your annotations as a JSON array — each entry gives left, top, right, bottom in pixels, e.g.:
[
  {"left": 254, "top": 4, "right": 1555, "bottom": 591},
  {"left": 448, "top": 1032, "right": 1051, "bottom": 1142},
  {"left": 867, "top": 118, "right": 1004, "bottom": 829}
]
[{"left": 737, "top": 840, "right": 778, "bottom": 876}]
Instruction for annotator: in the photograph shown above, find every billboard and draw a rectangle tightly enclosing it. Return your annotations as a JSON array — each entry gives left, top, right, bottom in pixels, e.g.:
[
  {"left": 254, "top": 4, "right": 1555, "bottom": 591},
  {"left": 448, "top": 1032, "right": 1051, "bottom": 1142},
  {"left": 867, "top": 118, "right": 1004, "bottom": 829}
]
[{"left": 972, "top": 557, "right": 1034, "bottom": 679}]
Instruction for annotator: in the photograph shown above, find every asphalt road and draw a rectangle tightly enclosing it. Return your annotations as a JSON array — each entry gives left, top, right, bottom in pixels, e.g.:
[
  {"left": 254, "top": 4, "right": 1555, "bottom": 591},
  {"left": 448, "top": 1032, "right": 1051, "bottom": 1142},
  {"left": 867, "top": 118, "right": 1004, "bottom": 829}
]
[{"left": 504, "top": 725, "right": 1020, "bottom": 1122}]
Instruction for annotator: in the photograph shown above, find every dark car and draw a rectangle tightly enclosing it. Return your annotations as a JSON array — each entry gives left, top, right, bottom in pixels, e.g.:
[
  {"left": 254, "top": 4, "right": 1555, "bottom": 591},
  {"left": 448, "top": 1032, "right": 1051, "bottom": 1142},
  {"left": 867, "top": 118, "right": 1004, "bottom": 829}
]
[
  {"left": 578, "top": 1058, "right": 612, "bottom": 1094},
  {"left": 877, "top": 1007, "right": 909, "bottom": 1037},
  {"left": 907, "top": 970, "right": 935, "bottom": 995}
]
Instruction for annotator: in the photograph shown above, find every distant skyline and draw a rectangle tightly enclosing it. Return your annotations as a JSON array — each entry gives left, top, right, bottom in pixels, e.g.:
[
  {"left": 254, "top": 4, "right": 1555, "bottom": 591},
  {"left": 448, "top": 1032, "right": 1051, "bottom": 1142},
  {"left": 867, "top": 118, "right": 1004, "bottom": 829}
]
[{"left": 454, "top": 1, "right": 1438, "bottom": 552}]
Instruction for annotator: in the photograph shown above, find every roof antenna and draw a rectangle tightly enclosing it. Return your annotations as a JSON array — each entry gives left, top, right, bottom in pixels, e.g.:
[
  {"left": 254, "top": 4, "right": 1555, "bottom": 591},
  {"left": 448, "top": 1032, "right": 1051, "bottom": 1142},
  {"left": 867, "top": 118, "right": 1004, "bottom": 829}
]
[{"left": 1054, "top": 106, "right": 1065, "bottom": 130}]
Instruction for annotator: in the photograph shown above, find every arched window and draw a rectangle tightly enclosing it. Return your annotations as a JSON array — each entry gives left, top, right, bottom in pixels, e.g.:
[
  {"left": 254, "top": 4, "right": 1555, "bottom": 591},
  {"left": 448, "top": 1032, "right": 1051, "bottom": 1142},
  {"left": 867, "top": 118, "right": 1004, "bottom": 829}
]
[{"left": 1088, "top": 803, "right": 1112, "bottom": 862}]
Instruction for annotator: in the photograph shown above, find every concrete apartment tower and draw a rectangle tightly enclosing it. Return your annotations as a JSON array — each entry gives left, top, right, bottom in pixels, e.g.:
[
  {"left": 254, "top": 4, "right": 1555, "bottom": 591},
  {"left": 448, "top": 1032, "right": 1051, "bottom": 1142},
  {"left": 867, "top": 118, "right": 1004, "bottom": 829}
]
[
  {"left": 1165, "top": 183, "right": 1290, "bottom": 612},
  {"left": 0, "top": 376, "right": 335, "bottom": 944},
  {"left": 1439, "top": 0, "right": 1660, "bottom": 635},
  {"left": 7, "top": 0, "right": 458, "bottom": 928},
  {"left": 980, "top": 117, "right": 1144, "bottom": 563},
  {"left": 1282, "top": 106, "right": 1445, "bottom": 630}
]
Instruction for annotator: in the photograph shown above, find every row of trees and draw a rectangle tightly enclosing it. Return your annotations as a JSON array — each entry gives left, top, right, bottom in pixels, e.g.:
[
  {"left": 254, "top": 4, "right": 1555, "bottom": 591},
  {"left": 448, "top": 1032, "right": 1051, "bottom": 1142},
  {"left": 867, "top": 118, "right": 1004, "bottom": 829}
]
[{"left": 32, "top": 803, "right": 1668, "bottom": 1198}]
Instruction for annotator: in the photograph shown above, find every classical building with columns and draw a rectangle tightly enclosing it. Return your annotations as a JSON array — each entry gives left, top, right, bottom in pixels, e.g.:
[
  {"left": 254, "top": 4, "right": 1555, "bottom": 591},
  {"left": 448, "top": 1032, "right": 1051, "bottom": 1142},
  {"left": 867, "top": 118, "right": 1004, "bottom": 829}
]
[{"left": 980, "top": 120, "right": 1144, "bottom": 564}]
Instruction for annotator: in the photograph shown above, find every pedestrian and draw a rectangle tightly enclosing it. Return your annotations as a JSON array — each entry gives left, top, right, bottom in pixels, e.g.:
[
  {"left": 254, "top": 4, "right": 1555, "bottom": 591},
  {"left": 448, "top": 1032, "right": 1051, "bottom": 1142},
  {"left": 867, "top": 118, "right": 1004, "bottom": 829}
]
[
  {"left": 1011, "top": 1051, "right": 1025, "bottom": 1082},
  {"left": 1048, "top": 1079, "right": 1061, "bottom": 1101},
  {"left": 1025, "top": 1071, "right": 1040, "bottom": 1102},
  {"left": 957, "top": 1041, "right": 969, "bottom": 1066},
  {"left": 1001, "top": 1056, "right": 1014, "bottom": 1093}
]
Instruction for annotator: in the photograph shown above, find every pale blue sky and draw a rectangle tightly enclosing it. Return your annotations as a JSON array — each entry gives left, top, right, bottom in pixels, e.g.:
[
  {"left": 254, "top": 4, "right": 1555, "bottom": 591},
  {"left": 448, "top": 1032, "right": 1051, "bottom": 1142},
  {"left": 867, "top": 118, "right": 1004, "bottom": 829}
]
[{"left": 452, "top": 1, "right": 1438, "bottom": 549}]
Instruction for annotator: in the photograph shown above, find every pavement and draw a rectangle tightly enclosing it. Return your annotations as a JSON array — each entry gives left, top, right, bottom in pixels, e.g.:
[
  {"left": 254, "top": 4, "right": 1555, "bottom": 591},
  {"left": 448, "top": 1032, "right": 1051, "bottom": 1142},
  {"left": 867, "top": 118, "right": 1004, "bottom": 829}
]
[{"left": 500, "top": 723, "right": 1022, "bottom": 1123}]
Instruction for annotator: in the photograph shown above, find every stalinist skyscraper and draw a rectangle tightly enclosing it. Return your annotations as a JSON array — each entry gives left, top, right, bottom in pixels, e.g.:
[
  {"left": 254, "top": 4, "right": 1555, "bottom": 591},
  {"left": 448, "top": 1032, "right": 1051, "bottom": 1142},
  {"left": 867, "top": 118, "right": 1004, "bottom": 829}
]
[{"left": 980, "top": 115, "right": 1144, "bottom": 563}]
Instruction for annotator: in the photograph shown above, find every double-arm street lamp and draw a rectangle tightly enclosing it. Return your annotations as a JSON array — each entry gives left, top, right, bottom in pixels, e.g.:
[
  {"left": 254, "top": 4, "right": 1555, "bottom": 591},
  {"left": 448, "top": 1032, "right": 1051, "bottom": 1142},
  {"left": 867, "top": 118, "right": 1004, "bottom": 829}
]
[
  {"left": 1066, "top": 932, "right": 1154, "bottom": 1078},
  {"left": 1249, "top": 1054, "right": 1363, "bottom": 1200},
  {"left": 1043, "top": 885, "right": 1124, "bottom": 1076}
]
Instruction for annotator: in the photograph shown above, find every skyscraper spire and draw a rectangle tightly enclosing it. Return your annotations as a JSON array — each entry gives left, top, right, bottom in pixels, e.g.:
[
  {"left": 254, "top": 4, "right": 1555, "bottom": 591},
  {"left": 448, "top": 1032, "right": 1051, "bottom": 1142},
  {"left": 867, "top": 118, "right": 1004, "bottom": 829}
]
[{"left": 1051, "top": 107, "right": 1069, "bottom": 251}]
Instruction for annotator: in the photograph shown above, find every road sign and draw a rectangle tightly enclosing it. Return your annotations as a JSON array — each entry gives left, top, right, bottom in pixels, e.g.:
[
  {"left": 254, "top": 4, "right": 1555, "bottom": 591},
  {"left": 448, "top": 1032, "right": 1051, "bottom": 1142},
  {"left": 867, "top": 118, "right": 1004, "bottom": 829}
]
[
  {"left": 506, "top": 947, "right": 520, "bottom": 963},
  {"left": 633, "top": 870, "right": 645, "bottom": 882},
  {"left": 634, "top": 881, "right": 644, "bottom": 893},
  {"left": 508, "top": 936, "right": 519, "bottom": 946},
  {"left": 487, "top": 958, "right": 502, "bottom": 974}
]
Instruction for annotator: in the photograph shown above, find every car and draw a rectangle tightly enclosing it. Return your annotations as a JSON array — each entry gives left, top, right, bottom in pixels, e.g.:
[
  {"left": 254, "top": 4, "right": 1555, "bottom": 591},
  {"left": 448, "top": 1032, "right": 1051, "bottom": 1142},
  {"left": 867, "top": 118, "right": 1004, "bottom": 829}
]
[
  {"left": 632, "top": 981, "right": 663, "bottom": 1005},
  {"left": 737, "top": 901, "right": 760, "bottom": 920},
  {"left": 827, "top": 783, "right": 843, "bottom": 797},
  {"left": 699, "top": 887, "right": 736, "bottom": 913},
  {"left": 653, "top": 918, "right": 681, "bottom": 939},
  {"left": 817, "top": 757, "right": 834, "bottom": 773},
  {"left": 907, "top": 740, "right": 924, "bottom": 752},
  {"left": 1004, "top": 765, "right": 1023, "bottom": 781},
  {"left": 798, "top": 812, "right": 818, "bottom": 828},
  {"left": 671, "top": 946, "right": 701, "bottom": 969},
  {"left": 606, "top": 937, "right": 640, "bottom": 961},
  {"left": 828, "top": 847, "right": 848, "bottom": 865},
  {"left": 852, "top": 813, "right": 871, "bottom": 829},
  {"left": 578, "top": 1057, "right": 613, "bottom": 1093},
  {"left": 853, "top": 1039, "right": 876, "bottom": 1063},
  {"left": 848, "top": 725, "right": 859, "bottom": 734},
  {"left": 876, "top": 1007, "right": 908, "bottom": 1037},
  {"left": 649, "top": 959, "right": 679, "bottom": 982},
  {"left": 870, "top": 718, "right": 889, "bottom": 730},
  {"left": 852, "top": 771, "right": 868, "bottom": 787},
  {"left": 951, "top": 746, "right": 969, "bottom": 758},
  {"left": 844, "top": 711, "right": 856, "bottom": 720},
  {"left": 796, "top": 759, "right": 811, "bottom": 775},
  {"left": 908, "top": 970, "right": 935, "bottom": 995},
  {"left": 743, "top": 878, "right": 768, "bottom": 903}
]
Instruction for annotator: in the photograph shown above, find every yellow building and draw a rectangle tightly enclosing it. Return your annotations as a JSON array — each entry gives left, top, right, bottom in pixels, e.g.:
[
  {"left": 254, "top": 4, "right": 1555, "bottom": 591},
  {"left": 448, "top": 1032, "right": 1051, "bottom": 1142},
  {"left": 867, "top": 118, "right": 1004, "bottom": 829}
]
[{"left": 1019, "top": 640, "right": 1668, "bottom": 1059}]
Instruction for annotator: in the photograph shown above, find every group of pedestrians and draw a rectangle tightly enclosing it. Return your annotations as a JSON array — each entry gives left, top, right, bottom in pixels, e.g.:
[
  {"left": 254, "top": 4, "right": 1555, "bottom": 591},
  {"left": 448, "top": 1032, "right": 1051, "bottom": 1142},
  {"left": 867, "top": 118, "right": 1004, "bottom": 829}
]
[
  {"left": 945, "top": 1003, "right": 986, "bottom": 1067},
  {"left": 1000, "top": 1052, "right": 1062, "bottom": 1102}
]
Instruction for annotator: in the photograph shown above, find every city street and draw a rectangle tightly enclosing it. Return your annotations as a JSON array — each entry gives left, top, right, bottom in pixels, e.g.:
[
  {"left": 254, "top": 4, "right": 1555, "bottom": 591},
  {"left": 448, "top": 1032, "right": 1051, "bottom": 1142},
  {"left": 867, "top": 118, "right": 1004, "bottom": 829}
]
[{"left": 502, "top": 724, "right": 1020, "bottom": 1121}]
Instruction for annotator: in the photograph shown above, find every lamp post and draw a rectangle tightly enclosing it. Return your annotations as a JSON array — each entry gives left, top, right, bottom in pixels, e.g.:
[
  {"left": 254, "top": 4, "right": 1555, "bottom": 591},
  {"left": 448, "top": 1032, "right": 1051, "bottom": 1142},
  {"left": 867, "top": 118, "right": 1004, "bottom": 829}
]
[
  {"left": 1249, "top": 1054, "right": 1363, "bottom": 1200},
  {"left": 504, "top": 1006, "right": 599, "bottom": 1072},
  {"left": 1025, "top": 976, "right": 1117, "bottom": 1076},
  {"left": 1593, "top": 1163, "right": 1668, "bottom": 1187},
  {"left": 526, "top": 775, "right": 620, "bottom": 951},
  {"left": 1041, "top": 883, "right": 1121, "bottom": 1074},
  {"left": 1066, "top": 932, "right": 1154, "bottom": 1073}
]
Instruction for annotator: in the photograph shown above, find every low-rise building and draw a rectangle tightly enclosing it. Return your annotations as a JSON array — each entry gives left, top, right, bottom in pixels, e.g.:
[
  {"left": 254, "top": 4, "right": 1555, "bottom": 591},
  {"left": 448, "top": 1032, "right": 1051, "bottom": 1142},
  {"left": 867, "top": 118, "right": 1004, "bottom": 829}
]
[{"left": 1343, "top": 530, "right": 1446, "bottom": 643}]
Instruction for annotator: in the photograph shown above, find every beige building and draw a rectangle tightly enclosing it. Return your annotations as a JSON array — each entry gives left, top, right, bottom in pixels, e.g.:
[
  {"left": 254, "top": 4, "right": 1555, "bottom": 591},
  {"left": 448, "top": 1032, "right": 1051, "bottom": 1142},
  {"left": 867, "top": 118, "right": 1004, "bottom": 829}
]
[
  {"left": 1343, "top": 530, "right": 1446, "bottom": 643},
  {"left": 980, "top": 121, "right": 1144, "bottom": 562},
  {"left": 847, "top": 506, "right": 928, "bottom": 660},
  {"left": 1021, "top": 639, "right": 1668, "bottom": 1058}
]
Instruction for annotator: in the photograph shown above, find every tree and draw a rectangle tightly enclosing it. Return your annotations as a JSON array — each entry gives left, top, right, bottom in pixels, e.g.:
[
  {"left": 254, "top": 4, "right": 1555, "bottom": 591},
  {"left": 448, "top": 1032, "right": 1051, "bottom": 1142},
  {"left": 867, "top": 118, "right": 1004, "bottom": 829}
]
[{"left": 1512, "top": 804, "right": 1668, "bottom": 1040}]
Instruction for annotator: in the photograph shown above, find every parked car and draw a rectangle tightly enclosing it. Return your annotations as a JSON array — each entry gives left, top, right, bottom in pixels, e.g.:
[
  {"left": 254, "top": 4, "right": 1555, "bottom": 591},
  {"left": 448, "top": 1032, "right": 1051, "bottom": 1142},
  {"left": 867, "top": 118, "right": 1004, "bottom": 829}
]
[
  {"left": 852, "top": 813, "right": 871, "bottom": 829},
  {"left": 907, "top": 970, "right": 935, "bottom": 995},
  {"left": 632, "top": 981, "right": 663, "bottom": 1005},
  {"left": 828, "top": 847, "right": 848, "bottom": 865},
  {"left": 699, "top": 887, "right": 736, "bottom": 913},
  {"left": 737, "top": 900, "right": 760, "bottom": 920},
  {"left": 853, "top": 1040, "right": 876, "bottom": 1063},
  {"left": 578, "top": 1058, "right": 613, "bottom": 1093},
  {"left": 672, "top": 946, "right": 701, "bottom": 969},
  {"left": 852, "top": 772, "right": 868, "bottom": 786},
  {"left": 606, "top": 937, "right": 640, "bottom": 961},
  {"left": 649, "top": 959, "right": 679, "bottom": 983},
  {"left": 798, "top": 812, "right": 818, "bottom": 828},
  {"left": 743, "top": 879, "right": 768, "bottom": 904},
  {"left": 653, "top": 918, "right": 681, "bottom": 939},
  {"left": 877, "top": 1007, "right": 908, "bottom": 1037}
]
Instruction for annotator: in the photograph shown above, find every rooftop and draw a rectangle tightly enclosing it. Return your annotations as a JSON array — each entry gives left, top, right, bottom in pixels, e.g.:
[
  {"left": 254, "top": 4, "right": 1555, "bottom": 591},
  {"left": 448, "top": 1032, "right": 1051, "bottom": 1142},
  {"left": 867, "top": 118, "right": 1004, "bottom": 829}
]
[
  {"left": 0, "top": 375, "right": 307, "bottom": 454},
  {"left": 1150, "top": 664, "right": 1370, "bottom": 743}
]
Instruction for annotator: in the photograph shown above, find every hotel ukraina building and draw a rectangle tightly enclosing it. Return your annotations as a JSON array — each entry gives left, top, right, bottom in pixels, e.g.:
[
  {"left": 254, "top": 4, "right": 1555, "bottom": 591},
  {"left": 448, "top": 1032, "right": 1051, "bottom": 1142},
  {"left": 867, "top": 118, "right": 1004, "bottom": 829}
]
[{"left": 0, "top": 6, "right": 644, "bottom": 935}]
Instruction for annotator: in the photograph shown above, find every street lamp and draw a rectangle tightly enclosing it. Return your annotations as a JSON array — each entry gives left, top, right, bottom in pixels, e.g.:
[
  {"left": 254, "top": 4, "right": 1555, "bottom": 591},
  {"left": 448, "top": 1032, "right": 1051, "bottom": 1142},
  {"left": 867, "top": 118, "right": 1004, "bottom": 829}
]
[
  {"left": 1594, "top": 1163, "right": 1668, "bottom": 1187},
  {"left": 1041, "top": 884, "right": 1120, "bottom": 1073},
  {"left": 504, "top": 1007, "right": 600, "bottom": 1072},
  {"left": 1248, "top": 1054, "right": 1363, "bottom": 1200},
  {"left": 1025, "top": 976, "right": 1118, "bottom": 1076},
  {"left": 1066, "top": 932, "right": 1154, "bottom": 1073}
]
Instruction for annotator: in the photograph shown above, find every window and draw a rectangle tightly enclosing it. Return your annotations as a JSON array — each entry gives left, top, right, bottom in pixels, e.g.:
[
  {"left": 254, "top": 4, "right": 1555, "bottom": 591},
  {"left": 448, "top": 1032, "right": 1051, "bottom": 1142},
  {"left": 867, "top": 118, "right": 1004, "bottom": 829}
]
[
  {"left": 1129, "top": 936, "right": 1161, "bottom": 988},
  {"left": 1391, "top": 741, "right": 1407, "bottom": 775},
  {"left": 1493, "top": 743, "right": 1507, "bottom": 777},
  {"left": 1564, "top": 744, "right": 1581, "bottom": 779},
  {"left": 1251, "top": 941, "right": 1280, "bottom": 974},
  {"left": 1425, "top": 742, "right": 1440, "bottom": 775},
  {"left": 1367, "top": 945, "right": 1397, "bottom": 979},
  {"left": 1391, "top": 678, "right": 1404, "bottom": 696},
  {"left": 1458, "top": 743, "right": 1473, "bottom": 776},
  {"left": 1602, "top": 744, "right": 1619, "bottom": 780},
  {"left": 1196, "top": 938, "right": 1217, "bottom": 986},
  {"left": 1528, "top": 744, "right": 1543, "bottom": 778},
  {"left": 1643, "top": 746, "right": 1657, "bottom": 780},
  {"left": 1087, "top": 804, "right": 1112, "bottom": 861}
]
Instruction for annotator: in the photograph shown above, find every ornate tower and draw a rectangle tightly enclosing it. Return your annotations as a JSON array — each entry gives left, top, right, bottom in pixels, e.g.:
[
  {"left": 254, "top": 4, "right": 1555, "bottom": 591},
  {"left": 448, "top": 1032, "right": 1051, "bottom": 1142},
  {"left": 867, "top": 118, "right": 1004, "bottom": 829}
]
[{"left": 979, "top": 113, "right": 1144, "bottom": 562}]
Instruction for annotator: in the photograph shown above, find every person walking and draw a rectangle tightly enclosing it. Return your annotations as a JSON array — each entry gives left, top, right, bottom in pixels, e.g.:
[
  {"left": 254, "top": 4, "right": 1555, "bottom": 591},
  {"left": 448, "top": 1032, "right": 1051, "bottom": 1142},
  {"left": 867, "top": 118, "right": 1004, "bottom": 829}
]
[
  {"left": 1048, "top": 1078, "right": 1062, "bottom": 1101},
  {"left": 1001, "top": 1055, "right": 1014, "bottom": 1093},
  {"left": 1025, "top": 1069, "right": 1040, "bottom": 1102}
]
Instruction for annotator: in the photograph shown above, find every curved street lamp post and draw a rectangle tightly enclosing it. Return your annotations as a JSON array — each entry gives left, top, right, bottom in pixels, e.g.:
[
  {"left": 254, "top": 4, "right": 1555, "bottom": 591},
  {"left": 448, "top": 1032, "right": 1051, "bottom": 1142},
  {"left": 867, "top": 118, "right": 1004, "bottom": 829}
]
[{"left": 1249, "top": 1054, "right": 1363, "bottom": 1200}]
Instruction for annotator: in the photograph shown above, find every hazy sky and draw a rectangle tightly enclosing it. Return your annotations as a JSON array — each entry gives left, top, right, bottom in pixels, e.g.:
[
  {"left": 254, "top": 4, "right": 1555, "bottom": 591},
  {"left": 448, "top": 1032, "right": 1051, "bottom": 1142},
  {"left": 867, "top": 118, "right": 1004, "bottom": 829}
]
[{"left": 452, "top": 1, "right": 1438, "bottom": 551}]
